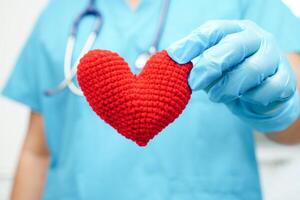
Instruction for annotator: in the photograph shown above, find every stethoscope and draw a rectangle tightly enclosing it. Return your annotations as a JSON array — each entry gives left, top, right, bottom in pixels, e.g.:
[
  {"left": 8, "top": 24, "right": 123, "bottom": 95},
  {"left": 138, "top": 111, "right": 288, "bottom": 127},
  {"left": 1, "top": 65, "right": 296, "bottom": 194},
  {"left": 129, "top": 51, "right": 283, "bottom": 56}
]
[{"left": 45, "top": 0, "right": 171, "bottom": 96}]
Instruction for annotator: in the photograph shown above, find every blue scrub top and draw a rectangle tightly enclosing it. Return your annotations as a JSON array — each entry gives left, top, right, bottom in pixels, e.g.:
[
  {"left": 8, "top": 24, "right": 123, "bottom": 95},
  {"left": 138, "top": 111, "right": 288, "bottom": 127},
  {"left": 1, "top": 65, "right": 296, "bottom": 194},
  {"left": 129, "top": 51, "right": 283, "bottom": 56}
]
[{"left": 3, "top": 0, "right": 300, "bottom": 199}]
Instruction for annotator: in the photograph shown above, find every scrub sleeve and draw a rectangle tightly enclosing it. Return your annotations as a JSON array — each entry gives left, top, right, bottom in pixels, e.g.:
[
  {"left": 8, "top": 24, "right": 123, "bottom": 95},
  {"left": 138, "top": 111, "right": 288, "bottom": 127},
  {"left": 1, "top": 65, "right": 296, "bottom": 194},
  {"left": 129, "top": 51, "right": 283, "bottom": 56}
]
[
  {"left": 1, "top": 18, "right": 44, "bottom": 113},
  {"left": 243, "top": 0, "right": 300, "bottom": 52}
]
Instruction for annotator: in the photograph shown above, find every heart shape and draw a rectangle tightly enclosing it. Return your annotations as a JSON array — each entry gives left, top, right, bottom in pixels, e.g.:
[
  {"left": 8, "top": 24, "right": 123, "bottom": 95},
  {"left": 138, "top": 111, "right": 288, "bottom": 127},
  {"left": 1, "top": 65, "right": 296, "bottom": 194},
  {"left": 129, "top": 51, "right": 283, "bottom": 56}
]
[{"left": 77, "top": 50, "right": 192, "bottom": 146}]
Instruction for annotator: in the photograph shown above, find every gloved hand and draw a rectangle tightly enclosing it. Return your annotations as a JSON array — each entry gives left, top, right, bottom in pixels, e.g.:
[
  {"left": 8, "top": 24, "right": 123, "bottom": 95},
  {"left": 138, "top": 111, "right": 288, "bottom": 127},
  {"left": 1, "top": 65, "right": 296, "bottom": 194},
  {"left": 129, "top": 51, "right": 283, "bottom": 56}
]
[{"left": 167, "top": 20, "right": 300, "bottom": 132}]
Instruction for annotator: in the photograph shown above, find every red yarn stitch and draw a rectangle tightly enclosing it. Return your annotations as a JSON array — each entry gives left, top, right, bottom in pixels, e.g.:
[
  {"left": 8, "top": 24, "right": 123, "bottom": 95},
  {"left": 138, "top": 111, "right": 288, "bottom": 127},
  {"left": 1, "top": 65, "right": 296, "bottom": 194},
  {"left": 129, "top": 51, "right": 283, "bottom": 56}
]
[{"left": 77, "top": 50, "right": 192, "bottom": 146}]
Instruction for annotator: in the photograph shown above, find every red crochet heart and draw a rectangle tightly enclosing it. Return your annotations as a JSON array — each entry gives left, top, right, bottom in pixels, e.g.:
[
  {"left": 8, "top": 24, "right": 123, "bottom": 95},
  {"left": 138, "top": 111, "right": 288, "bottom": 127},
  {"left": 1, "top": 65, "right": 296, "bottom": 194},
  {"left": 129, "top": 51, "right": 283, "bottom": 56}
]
[{"left": 77, "top": 50, "right": 192, "bottom": 146}]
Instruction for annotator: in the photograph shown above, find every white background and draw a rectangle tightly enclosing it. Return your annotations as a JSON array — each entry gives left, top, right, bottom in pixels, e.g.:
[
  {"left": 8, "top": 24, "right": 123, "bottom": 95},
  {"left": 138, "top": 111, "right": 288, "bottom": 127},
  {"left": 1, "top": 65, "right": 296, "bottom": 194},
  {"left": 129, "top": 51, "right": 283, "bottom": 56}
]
[{"left": 0, "top": 0, "right": 300, "bottom": 199}]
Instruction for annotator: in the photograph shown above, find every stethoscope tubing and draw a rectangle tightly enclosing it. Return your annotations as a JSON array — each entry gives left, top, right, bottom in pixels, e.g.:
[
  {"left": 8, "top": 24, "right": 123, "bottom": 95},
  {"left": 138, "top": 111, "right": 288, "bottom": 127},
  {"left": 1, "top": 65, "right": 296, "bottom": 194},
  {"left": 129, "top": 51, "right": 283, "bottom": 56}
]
[
  {"left": 45, "top": 0, "right": 170, "bottom": 96},
  {"left": 45, "top": 0, "right": 102, "bottom": 96},
  {"left": 63, "top": 31, "right": 97, "bottom": 96},
  {"left": 152, "top": 0, "right": 171, "bottom": 51}
]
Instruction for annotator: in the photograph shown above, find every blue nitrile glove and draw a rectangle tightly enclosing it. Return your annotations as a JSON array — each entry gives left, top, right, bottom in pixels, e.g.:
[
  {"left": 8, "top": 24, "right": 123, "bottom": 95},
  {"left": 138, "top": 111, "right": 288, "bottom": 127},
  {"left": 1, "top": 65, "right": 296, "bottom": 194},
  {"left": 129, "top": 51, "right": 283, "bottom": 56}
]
[{"left": 167, "top": 20, "right": 300, "bottom": 133}]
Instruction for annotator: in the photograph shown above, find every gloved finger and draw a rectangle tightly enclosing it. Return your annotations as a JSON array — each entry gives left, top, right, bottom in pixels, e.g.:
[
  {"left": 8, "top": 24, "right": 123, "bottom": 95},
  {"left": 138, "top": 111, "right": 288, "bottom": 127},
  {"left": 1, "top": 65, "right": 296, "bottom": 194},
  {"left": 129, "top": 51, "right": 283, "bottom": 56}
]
[
  {"left": 189, "top": 29, "right": 261, "bottom": 91},
  {"left": 167, "top": 20, "right": 243, "bottom": 64},
  {"left": 208, "top": 36, "right": 280, "bottom": 103},
  {"left": 241, "top": 59, "right": 296, "bottom": 107}
]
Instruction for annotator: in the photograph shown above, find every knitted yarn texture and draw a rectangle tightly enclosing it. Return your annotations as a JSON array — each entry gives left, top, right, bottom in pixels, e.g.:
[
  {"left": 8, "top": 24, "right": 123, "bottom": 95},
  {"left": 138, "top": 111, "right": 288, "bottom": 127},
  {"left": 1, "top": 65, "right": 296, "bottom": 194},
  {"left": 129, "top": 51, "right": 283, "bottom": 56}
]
[{"left": 77, "top": 50, "right": 192, "bottom": 146}]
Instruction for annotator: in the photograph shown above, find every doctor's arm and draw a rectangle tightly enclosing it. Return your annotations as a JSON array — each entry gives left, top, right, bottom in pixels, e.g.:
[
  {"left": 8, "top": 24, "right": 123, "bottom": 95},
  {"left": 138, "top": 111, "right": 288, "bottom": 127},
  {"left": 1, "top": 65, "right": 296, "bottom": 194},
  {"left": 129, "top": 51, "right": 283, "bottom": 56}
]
[
  {"left": 10, "top": 112, "right": 49, "bottom": 200},
  {"left": 266, "top": 53, "right": 300, "bottom": 145}
]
